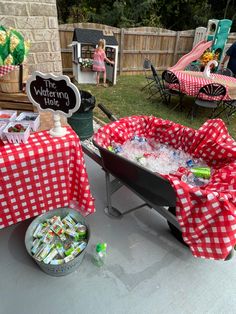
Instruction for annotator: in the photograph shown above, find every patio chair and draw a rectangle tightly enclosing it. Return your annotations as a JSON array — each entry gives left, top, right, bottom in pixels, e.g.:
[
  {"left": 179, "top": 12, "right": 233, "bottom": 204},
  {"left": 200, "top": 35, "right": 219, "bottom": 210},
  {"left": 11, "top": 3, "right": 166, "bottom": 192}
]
[
  {"left": 189, "top": 83, "right": 226, "bottom": 120},
  {"left": 216, "top": 68, "right": 234, "bottom": 77},
  {"left": 161, "top": 70, "right": 185, "bottom": 110},
  {"left": 141, "top": 58, "right": 155, "bottom": 91},
  {"left": 184, "top": 63, "right": 200, "bottom": 71},
  {"left": 147, "top": 64, "right": 168, "bottom": 104},
  {"left": 219, "top": 100, "right": 236, "bottom": 124}
]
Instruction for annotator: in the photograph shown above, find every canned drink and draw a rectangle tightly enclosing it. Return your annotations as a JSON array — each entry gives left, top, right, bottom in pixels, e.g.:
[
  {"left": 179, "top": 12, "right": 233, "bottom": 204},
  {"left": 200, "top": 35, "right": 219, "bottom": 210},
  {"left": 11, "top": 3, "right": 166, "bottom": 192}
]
[
  {"left": 191, "top": 167, "right": 211, "bottom": 179},
  {"left": 77, "top": 225, "right": 87, "bottom": 239}
]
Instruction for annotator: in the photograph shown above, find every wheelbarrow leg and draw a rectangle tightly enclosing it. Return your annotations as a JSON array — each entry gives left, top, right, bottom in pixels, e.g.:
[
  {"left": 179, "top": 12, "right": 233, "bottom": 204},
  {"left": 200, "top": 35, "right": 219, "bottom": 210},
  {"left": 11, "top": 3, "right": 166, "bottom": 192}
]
[
  {"left": 167, "top": 207, "right": 188, "bottom": 246},
  {"left": 104, "top": 171, "right": 150, "bottom": 218},
  {"left": 105, "top": 172, "right": 123, "bottom": 218}
]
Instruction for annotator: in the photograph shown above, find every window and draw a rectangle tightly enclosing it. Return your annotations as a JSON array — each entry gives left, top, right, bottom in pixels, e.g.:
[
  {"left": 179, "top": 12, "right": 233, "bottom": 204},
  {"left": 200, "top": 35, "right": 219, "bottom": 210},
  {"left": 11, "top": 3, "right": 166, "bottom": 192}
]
[
  {"left": 72, "top": 44, "right": 78, "bottom": 64},
  {"left": 105, "top": 47, "right": 115, "bottom": 61},
  {"left": 81, "top": 44, "right": 96, "bottom": 59}
]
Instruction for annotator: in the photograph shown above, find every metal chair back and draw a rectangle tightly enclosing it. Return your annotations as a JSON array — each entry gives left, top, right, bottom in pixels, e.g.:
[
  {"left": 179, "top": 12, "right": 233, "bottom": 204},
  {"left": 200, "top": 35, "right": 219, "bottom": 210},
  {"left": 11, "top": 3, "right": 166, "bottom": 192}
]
[
  {"left": 162, "top": 70, "right": 180, "bottom": 85},
  {"left": 143, "top": 58, "right": 151, "bottom": 70},
  {"left": 196, "top": 83, "right": 226, "bottom": 100},
  {"left": 141, "top": 58, "right": 155, "bottom": 91},
  {"left": 161, "top": 70, "right": 184, "bottom": 109},
  {"left": 149, "top": 64, "right": 167, "bottom": 102},
  {"left": 185, "top": 64, "right": 200, "bottom": 71},
  {"left": 216, "top": 68, "right": 233, "bottom": 77}
]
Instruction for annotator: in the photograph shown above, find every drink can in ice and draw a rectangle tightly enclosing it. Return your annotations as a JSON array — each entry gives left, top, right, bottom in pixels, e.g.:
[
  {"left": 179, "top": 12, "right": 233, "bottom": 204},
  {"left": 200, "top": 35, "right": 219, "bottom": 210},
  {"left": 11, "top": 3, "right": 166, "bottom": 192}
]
[{"left": 191, "top": 167, "right": 211, "bottom": 179}]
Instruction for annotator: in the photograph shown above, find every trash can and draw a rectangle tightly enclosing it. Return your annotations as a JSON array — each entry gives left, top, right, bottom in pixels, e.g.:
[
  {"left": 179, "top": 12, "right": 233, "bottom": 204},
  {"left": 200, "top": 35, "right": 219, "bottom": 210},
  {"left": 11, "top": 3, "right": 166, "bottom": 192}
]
[{"left": 68, "top": 90, "right": 96, "bottom": 140}]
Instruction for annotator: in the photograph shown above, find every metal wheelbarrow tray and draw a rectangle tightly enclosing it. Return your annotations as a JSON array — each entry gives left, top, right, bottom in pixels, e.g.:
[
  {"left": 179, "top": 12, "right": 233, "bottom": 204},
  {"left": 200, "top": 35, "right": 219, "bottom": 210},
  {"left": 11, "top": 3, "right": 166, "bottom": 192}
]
[{"left": 82, "top": 105, "right": 236, "bottom": 261}]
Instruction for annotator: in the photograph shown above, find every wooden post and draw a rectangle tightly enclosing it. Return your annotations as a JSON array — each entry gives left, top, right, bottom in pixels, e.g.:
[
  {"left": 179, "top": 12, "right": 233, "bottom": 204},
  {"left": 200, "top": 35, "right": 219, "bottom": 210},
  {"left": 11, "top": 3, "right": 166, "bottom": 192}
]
[
  {"left": 173, "top": 31, "right": 180, "bottom": 66},
  {"left": 119, "top": 28, "right": 125, "bottom": 74}
]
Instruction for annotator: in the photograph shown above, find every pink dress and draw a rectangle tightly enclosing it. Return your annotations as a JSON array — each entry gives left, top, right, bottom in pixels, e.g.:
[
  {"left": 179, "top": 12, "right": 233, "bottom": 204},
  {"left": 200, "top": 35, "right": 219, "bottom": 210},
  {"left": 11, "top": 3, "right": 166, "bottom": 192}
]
[{"left": 93, "top": 49, "right": 106, "bottom": 72}]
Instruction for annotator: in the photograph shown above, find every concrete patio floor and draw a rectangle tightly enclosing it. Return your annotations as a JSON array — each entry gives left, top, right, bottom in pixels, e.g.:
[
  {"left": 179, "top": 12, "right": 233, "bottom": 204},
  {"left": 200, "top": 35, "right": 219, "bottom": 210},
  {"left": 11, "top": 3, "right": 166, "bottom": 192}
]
[{"left": 1, "top": 153, "right": 236, "bottom": 314}]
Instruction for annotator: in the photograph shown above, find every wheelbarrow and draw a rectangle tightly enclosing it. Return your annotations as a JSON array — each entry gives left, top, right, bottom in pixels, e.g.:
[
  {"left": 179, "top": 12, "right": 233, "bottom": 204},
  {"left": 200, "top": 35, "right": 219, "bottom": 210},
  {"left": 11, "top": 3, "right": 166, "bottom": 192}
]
[{"left": 81, "top": 104, "right": 235, "bottom": 261}]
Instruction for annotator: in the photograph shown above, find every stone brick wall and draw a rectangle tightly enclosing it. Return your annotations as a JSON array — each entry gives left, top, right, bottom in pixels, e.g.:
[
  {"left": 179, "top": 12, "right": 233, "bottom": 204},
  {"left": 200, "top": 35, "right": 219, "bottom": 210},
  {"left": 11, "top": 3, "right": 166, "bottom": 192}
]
[{"left": 0, "top": 0, "right": 62, "bottom": 74}]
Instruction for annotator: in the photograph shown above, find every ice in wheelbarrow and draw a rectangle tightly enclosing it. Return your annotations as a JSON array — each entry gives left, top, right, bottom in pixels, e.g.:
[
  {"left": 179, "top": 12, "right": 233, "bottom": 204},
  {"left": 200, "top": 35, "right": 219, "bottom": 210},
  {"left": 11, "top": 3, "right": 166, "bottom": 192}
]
[{"left": 108, "top": 135, "right": 211, "bottom": 186}]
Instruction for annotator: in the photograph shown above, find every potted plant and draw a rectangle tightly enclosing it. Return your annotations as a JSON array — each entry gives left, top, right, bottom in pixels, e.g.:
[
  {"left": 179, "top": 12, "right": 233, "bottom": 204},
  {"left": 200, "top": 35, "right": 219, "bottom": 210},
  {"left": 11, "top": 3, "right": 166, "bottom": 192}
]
[
  {"left": 79, "top": 58, "right": 93, "bottom": 72},
  {"left": 0, "top": 25, "right": 30, "bottom": 93}
]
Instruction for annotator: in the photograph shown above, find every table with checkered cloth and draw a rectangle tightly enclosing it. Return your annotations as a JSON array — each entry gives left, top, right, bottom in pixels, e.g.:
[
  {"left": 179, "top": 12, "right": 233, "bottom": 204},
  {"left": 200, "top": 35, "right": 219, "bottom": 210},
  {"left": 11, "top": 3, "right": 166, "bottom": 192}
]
[
  {"left": 0, "top": 126, "right": 95, "bottom": 229},
  {"left": 94, "top": 116, "right": 236, "bottom": 260},
  {"left": 172, "top": 70, "right": 236, "bottom": 100}
]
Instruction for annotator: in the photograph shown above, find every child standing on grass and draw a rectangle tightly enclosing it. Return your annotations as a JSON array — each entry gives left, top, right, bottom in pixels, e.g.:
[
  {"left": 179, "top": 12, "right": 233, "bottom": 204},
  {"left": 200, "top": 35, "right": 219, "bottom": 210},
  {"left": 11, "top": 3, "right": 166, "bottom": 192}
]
[{"left": 93, "top": 39, "right": 114, "bottom": 87}]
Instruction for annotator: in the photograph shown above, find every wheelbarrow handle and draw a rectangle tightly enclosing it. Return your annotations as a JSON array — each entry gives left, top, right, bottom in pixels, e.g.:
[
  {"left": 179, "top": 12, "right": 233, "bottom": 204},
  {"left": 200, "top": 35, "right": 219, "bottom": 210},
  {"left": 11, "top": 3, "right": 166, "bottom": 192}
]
[{"left": 97, "top": 103, "right": 117, "bottom": 121}]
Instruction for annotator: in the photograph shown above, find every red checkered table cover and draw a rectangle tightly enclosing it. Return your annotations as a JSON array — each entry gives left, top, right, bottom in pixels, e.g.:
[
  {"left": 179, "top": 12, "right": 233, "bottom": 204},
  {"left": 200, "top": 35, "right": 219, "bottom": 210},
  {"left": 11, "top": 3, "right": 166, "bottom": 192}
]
[
  {"left": 0, "top": 65, "right": 19, "bottom": 77},
  {"left": 172, "top": 70, "right": 236, "bottom": 100},
  {"left": 94, "top": 116, "right": 236, "bottom": 260},
  {"left": 0, "top": 126, "right": 95, "bottom": 229}
]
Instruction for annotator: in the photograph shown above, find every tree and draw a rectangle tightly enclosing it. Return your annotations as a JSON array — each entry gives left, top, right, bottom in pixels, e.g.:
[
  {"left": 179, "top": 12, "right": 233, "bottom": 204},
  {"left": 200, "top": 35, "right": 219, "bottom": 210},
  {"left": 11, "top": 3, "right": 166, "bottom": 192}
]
[{"left": 56, "top": 0, "right": 236, "bottom": 31}]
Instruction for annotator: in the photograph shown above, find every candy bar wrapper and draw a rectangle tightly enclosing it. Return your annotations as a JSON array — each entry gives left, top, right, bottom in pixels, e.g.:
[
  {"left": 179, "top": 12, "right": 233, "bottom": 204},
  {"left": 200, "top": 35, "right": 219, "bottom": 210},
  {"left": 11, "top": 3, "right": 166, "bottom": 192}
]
[
  {"left": 71, "top": 241, "right": 80, "bottom": 249},
  {"left": 73, "top": 242, "right": 87, "bottom": 257},
  {"left": 33, "top": 223, "right": 43, "bottom": 238},
  {"left": 50, "top": 259, "right": 64, "bottom": 265},
  {"left": 43, "top": 248, "right": 58, "bottom": 264},
  {"left": 62, "top": 215, "right": 76, "bottom": 229},
  {"left": 42, "top": 230, "right": 55, "bottom": 244},
  {"left": 65, "top": 228, "right": 79, "bottom": 238},
  {"left": 65, "top": 247, "right": 75, "bottom": 256},
  {"left": 35, "top": 243, "right": 54, "bottom": 261},
  {"left": 64, "top": 254, "right": 75, "bottom": 263},
  {"left": 34, "top": 243, "right": 48, "bottom": 261},
  {"left": 31, "top": 238, "right": 42, "bottom": 255},
  {"left": 56, "top": 243, "right": 65, "bottom": 258},
  {"left": 38, "top": 224, "right": 50, "bottom": 238},
  {"left": 50, "top": 221, "right": 66, "bottom": 241},
  {"left": 49, "top": 215, "right": 62, "bottom": 225}
]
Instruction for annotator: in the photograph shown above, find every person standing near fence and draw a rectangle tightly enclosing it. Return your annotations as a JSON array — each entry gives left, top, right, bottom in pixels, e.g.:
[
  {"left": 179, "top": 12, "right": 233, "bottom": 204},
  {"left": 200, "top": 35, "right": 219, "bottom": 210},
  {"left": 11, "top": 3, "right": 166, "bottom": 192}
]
[
  {"left": 93, "top": 39, "right": 114, "bottom": 87},
  {"left": 221, "top": 42, "right": 236, "bottom": 75}
]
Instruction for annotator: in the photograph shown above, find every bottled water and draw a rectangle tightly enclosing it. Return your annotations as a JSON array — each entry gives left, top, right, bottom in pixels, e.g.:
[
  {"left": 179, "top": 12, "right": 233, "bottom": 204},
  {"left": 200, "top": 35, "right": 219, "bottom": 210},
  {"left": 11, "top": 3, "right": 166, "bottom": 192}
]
[
  {"left": 93, "top": 243, "right": 107, "bottom": 267},
  {"left": 111, "top": 136, "right": 211, "bottom": 186}
]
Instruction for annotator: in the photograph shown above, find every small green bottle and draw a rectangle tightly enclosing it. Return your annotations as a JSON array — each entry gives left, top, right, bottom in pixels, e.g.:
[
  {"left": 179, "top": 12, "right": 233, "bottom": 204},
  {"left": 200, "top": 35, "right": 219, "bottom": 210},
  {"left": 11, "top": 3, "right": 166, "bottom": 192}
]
[{"left": 93, "top": 243, "right": 107, "bottom": 267}]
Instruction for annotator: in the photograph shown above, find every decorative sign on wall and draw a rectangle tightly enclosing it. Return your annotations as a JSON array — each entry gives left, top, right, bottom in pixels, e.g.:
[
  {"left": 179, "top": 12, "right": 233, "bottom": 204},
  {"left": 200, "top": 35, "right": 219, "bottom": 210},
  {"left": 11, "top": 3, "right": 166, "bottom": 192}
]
[{"left": 26, "top": 71, "right": 81, "bottom": 137}]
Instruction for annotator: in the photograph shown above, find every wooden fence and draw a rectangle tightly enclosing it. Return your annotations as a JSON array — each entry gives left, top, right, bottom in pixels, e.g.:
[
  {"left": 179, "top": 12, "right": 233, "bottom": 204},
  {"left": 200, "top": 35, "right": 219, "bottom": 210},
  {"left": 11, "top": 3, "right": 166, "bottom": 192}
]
[{"left": 59, "top": 23, "right": 236, "bottom": 75}]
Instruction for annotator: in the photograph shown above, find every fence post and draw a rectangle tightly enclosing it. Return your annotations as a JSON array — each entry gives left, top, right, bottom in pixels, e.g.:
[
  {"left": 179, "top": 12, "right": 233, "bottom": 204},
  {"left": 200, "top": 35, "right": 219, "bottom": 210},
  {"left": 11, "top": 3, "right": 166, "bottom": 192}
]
[
  {"left": 119, "top": 28, "right": 125, "bottom": 74},
  {"left": 173, "top": 31, "right": 180, "bottom": 66}
]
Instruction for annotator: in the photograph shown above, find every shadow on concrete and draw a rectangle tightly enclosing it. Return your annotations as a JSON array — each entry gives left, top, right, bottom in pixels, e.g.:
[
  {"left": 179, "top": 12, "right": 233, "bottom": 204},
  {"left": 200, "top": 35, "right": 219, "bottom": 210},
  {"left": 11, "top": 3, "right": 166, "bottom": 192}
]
[{"left": 8, "top": 218, "right": 38, "bottom": 271}]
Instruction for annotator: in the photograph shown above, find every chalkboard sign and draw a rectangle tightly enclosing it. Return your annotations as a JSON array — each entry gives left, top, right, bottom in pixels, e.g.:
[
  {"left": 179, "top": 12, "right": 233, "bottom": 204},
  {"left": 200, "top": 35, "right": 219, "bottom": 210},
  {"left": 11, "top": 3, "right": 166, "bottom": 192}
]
[{"left": 26, "top": 71, "right": 81, "bottom": 117}]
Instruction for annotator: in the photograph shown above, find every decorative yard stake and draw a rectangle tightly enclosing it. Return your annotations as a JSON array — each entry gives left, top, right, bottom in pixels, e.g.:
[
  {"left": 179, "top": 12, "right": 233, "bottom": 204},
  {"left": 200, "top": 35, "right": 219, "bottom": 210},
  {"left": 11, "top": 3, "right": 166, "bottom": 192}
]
[{"left": 26, "top": 71, "right": 81, "bottom": 137}]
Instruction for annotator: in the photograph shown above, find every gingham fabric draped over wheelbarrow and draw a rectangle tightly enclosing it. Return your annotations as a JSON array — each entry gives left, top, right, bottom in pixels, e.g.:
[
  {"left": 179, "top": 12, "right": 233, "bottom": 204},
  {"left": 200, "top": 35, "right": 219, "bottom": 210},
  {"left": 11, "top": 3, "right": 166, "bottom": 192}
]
[{"left": 94, "top": 116, "right": 236, "bottom": 260}]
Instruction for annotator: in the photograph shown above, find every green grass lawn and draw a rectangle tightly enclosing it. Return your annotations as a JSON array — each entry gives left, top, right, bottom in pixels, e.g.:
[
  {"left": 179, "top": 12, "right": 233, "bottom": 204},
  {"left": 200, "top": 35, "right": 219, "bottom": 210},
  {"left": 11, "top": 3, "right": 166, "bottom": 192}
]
[{"left": 79, "top": 74, "right": 236, "bottom": 139}]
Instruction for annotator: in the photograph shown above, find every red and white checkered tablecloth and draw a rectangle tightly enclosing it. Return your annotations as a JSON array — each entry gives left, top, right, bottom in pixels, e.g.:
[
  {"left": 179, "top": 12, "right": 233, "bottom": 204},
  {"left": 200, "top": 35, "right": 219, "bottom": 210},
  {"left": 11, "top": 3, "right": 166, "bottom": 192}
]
[
  {"left": 0, "top": 126, "right": 95, "bottom": 229},
  {"left": 172, "top": 70, "right": 236, "bottom": 100},
  {"left": 94, "top": 116, "right": 236, "bottom": 260},
  {"left": 0, "top": 65, "right": 19, "bottom": 77}
]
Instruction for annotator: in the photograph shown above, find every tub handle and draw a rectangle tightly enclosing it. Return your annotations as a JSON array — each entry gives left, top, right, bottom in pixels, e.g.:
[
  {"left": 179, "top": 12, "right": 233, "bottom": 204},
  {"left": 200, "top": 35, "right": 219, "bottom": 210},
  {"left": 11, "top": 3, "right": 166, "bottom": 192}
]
[{"left": 98, "top": 103, "right": 117, "bottom": 121}]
